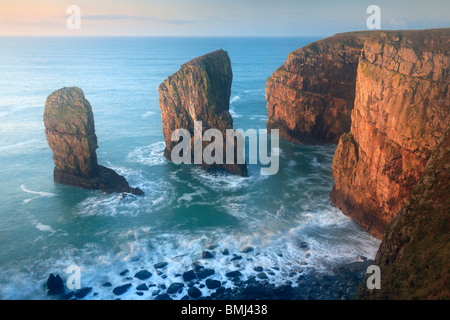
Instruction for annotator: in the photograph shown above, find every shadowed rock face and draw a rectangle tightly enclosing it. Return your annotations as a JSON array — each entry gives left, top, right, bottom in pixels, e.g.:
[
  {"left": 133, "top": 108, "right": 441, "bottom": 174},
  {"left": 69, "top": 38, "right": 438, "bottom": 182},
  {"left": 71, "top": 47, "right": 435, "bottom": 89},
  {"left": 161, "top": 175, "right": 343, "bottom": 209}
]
[
  {"left": 355, "top": 126, "right": 450, "bottom": 300},
  {"left": 44, "top": 87, "right": 143, "bottom": 195},
  {"left": 331, "top": 29, "right": 450, "bottom": 238},
  {"left": 159, "top": 49, "right": 248, "bottom": 176}
]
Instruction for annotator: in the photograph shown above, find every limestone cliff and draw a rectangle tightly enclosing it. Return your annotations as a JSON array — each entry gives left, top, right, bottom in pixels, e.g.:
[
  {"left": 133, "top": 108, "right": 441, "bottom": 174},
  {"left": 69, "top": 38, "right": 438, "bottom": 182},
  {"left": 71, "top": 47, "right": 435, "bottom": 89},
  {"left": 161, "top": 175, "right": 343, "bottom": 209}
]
[
  {"left": 331, "top": 29, "right": 449, "bottom": 238},
  {"left": 266, "top": 32, "right": 374, "bottom": 144},
  {"left": 44, "top": 87, "right": 143, "bottom": 195},
  {"left": 159, "top": 49, "right": 247, "bottom": 176},
  {"left": 355, "top": 126, "right": 450, "bottom": 300}
]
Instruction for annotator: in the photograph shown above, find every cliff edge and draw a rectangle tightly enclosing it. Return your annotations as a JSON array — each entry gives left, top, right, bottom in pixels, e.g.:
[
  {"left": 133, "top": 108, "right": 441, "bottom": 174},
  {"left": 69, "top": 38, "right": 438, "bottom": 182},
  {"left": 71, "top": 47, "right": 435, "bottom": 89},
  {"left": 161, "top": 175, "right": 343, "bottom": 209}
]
[
  {"left": 355, "top": 126, "right": 450, "bottom": 299},
  {"left": 331, "top": 29, "right": 449, "bottom": 238}
]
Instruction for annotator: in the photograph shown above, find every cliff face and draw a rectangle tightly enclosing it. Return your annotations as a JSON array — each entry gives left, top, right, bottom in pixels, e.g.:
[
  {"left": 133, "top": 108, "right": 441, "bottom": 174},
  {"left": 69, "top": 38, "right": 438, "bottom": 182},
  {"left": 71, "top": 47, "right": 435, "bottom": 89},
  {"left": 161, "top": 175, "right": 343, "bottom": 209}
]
[
  {"left": 266, "top": 32, "right": 373, "bottom": 144},
  {"left": 159, "top": 49, "right": 247, "bottom": 176},
  {"left": 355, "top": 126, "right": 450, "bottom": 300},
  {"left": 44, "top": 87, "right": 143, "bottom": 195},
  {"left": 331, "top": 30, "right": 450, "bottom": 238}
]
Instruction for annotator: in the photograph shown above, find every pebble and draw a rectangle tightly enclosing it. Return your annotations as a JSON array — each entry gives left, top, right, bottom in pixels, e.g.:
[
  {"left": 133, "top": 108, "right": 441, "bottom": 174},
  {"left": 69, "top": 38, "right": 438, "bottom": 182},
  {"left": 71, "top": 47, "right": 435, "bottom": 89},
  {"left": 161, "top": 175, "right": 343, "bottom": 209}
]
[
  {"left": 188, "top": 286, "right": 202, "bottom": 299},
  {"left": 197, "top": 268, "right": 215, "bottom": 279},
  {"left": 74, "top": 287, "right": 92, "bottom": 299},
  {"left": 154, "top": 294, "right": 172, "bottom": 300},
  {"left": 119, "top": 270, "right": 129, "bottom": 276},
  {"left": 183, "top": 270, "right": 196, "bottom": 282},
  {"left": 136, "top": 283, "right": 148, "bottom": 291},
  {"left": 226, "top": 270, "right": 242, "bottom": 278},
  {"left": 154, "top": 262, "right": 168, "bottom": 269},
  {"left": 205, "top": 279, "right": 221, "bottom": 289},
  {"left": 167, "top": 283, "right": 184, "bottom": 294},
  {"left": 134, "top": 270, "right": 152, "bottom": 280},
  {"left": 202, "top": 251, "right": 214, "bottom": 259},
  {"left": 113, "top": 283, "right": 132, "bottom": 296},
  {"left": 242, "top": 246, "right": 254, "bottom": 253}
]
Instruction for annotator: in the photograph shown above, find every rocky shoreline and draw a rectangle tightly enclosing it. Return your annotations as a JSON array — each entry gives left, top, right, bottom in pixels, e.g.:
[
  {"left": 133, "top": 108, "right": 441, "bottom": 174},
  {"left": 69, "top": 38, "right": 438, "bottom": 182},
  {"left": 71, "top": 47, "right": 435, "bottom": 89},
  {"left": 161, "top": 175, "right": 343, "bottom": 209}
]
[{"left": 46, "top": 245, "right": 373, "bottom": 301}]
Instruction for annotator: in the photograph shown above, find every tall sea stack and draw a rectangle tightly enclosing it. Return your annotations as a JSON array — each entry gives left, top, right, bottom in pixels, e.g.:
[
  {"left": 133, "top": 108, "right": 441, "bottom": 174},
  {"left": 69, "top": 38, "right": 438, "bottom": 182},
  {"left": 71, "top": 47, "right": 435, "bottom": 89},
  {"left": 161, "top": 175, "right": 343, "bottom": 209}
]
[
  {"left": 159, "top": 49, "right": 247, "bottom": 176},
  {"left": 44, "top": 87, "right": 143, "bottom": 195}
]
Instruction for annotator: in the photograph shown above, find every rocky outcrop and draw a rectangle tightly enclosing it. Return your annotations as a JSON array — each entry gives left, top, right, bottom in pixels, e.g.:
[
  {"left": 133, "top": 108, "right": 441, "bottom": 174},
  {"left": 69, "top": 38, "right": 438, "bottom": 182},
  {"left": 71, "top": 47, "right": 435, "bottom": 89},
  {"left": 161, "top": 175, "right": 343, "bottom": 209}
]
[
  {"left": 159, "top": 49, "right": 247, "bottom": 176},
  {"left": 355, "top": 126, "right": 450, "bottom": 300},
  {"left": 331, "top": 29, "right": 449, "bottom": 238},
  {"left": 266, "top": 32, "right": 375, "bottom": 144},
  {"left": 44, "top": 87, "right": 143, "bottom": 195}
]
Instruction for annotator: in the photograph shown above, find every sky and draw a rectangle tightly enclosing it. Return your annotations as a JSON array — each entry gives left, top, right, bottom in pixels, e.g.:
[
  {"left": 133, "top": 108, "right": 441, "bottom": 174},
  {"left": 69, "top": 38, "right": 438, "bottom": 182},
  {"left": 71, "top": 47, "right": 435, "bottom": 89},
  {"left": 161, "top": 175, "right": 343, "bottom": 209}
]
[{"left": 0, "top": 0, "right": 449, "bottom": 37}]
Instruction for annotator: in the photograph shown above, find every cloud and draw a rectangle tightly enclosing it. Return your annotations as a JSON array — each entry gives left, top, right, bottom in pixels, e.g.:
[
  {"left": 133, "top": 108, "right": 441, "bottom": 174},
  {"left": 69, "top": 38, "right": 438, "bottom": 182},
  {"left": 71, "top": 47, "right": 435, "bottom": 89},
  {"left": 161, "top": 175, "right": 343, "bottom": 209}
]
[
  {"left": 80, "top": 14, "right": 198, "bottom": 25},
  {"left": 389, "top": 17, "right": 408, "bottom": 28}
]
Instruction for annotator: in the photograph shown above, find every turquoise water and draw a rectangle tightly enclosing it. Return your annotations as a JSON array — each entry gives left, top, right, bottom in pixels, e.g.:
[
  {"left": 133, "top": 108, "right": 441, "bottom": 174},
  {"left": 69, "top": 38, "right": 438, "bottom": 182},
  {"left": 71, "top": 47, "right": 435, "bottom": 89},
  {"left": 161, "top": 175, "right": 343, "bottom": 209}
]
[{"left": 0, "top": 37, "right": 379, "bottom": 299}]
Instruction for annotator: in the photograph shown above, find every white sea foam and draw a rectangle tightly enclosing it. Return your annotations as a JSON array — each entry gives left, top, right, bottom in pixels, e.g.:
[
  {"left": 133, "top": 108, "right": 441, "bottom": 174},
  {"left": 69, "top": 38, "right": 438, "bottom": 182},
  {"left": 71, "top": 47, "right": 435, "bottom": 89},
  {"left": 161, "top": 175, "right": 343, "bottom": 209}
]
[
  {"left": 230, "top": 95, "right": 241, "bottom": 104},
  {"left": 0, "top": 139, "right": 42, "bottom": 153},
  {"left": 229, "top": 107, "right": 241, "bottom": 118},
  {"left": 35, "top": 222, "right": 54, "bottom": 233},
  {"left": 177, "top": 188, "right": 207, "bottom": 204},
  {"left": 21, "top": 185, "right": 56, "bottom": 204},
  {"left": 21, "top": 185, "right": 56, "bottom": 197},
  {"left": 127, "top": 142, "right": 167, "bottom": 166},
  {"left": 142, "top": 110, "right": 157, "bottom": 119},
  {"left": 192, "top": 167, "right": 249, "bottom": 192}
]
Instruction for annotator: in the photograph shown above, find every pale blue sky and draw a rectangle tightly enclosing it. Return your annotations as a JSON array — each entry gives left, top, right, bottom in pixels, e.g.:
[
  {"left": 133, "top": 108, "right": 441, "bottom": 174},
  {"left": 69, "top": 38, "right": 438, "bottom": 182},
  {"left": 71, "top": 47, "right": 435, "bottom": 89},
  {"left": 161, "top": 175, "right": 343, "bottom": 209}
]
[{"left": 0, "top": 0, "right": 449, "bottom": 36}]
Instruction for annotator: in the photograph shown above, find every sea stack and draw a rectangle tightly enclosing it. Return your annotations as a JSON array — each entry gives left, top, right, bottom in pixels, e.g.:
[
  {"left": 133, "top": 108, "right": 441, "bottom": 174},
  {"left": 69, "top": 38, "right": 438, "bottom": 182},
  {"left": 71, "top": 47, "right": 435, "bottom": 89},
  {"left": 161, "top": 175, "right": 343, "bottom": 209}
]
[
  {"left": 44, "top": 87, "right": 143, "bottom": 195},
  {"left": 159, "top": 49, "right": 247, "bottom": 176}
]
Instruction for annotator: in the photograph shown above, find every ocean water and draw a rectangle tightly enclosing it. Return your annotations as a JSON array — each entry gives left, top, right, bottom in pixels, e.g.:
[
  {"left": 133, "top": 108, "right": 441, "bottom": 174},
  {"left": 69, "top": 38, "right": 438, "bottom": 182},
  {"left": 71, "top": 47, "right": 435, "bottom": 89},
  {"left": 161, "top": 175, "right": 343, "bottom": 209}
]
[{"left": 0, "top": 37, "right": 380, "bottom": 299}]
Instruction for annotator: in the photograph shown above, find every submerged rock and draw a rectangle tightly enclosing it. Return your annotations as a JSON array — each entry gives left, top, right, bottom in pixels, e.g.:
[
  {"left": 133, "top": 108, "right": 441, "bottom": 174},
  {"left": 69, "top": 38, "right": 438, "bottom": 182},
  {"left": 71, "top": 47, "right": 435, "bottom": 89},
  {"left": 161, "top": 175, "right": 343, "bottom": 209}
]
[{"left": 44, "top": 87, "right": 143, "bottom": 195}]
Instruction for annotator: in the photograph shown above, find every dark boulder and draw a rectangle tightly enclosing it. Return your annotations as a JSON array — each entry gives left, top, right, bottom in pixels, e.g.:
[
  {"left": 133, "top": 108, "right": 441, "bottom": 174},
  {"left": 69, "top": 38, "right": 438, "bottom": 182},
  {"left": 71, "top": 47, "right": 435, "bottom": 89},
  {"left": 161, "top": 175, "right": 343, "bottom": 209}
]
[
  {"left": 113, "top": 283, "right": 132, "bottom": 296},
  {"left": 47, "top": 274, "right": 64, "bottom": 295},
  {"left": 134, "top": 270, "right": 152, "bottom": 280}
]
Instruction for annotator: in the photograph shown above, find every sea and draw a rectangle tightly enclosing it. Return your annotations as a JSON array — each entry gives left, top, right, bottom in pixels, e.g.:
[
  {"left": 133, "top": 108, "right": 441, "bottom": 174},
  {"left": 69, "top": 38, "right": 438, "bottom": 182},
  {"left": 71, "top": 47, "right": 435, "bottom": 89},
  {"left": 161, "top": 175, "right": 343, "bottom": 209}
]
[{"left": 0, "top": 37, "right": 380, "bottom": 299}]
